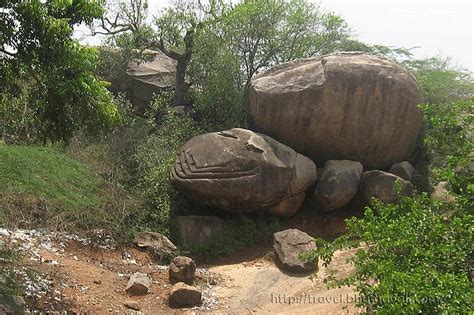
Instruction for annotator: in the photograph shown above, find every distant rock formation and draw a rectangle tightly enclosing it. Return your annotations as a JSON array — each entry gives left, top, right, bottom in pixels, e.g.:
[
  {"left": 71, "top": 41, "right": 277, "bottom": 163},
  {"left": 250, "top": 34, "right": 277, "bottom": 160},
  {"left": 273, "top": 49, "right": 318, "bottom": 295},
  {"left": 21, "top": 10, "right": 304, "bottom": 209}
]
[{"left": 126, "top": 50, "right": 176, "bottom": 107}]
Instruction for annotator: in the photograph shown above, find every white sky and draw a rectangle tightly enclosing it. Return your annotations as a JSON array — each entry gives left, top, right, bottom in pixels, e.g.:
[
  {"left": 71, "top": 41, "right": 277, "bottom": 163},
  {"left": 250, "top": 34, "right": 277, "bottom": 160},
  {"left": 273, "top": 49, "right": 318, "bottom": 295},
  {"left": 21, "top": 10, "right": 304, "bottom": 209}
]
[{"left": 76, "top": 0, "right": 473, "bottom": 71}]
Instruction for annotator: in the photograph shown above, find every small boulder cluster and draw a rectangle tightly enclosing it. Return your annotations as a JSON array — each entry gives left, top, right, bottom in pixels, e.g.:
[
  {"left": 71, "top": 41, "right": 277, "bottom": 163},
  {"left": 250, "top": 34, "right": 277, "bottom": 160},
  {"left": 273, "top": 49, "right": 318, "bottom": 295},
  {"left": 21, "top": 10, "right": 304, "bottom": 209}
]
[{"left": 123, "top": 232, "right": 203, "bottom": 309}]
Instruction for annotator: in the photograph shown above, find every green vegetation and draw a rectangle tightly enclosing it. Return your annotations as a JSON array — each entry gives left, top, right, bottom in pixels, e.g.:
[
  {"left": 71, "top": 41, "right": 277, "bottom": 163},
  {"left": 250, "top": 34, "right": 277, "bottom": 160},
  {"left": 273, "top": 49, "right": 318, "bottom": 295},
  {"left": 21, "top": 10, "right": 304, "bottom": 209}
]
[
  {"left": 1, "top": 0, "right": 119, "bottom": 143},
  {"left": 0, "top": 247, "right": 21, "bottom": 311},
  {"left": 0, "top": 144, "right": 137, "bottom": 236},
  {"left": 189, "top": 217, "right": 280, "bottom": 257}
]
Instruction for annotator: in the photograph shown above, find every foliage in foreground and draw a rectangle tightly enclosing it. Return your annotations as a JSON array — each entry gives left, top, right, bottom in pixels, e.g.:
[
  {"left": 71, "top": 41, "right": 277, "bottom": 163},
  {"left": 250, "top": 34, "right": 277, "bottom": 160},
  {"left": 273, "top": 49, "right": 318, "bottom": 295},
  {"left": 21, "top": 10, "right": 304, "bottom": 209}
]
[
  {"left": 305, "top": 196, "right": 473, "bottom": 313},
  {"left": 0, "top": 247, "right": 21, "bottom": 311}
]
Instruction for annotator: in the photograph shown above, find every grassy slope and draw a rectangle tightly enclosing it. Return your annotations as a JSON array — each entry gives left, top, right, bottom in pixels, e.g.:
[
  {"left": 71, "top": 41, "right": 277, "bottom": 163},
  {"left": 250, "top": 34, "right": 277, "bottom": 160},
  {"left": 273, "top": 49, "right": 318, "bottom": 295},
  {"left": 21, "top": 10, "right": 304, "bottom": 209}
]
[
  {"left": 0, "top": 144, "right": 110, "bottom": 230},
  {"left": 0, "top": 144, "right": 103, "bottom": 208}
]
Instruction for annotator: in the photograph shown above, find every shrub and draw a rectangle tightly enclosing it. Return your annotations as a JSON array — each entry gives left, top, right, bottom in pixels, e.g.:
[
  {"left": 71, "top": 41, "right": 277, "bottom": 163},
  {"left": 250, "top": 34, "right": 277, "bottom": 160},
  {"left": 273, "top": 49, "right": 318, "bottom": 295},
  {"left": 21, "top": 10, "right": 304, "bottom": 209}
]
[
  {"left": 130, "top": 109, "right": 201, "bottom": 236},
  {"left": 305, "top": 196, "right": 473, "bottom": 314},
  {"left": 189, "top": 216, "right": 280, "bottom": 257}
]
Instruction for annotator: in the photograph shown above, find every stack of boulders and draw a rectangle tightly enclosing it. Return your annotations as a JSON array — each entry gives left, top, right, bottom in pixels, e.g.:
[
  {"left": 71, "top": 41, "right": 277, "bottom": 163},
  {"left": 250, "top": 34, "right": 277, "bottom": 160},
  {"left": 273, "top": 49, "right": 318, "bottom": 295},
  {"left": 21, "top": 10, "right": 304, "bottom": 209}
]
[{"left": 170, "top": 52, "right": 423, "bottom": 216}]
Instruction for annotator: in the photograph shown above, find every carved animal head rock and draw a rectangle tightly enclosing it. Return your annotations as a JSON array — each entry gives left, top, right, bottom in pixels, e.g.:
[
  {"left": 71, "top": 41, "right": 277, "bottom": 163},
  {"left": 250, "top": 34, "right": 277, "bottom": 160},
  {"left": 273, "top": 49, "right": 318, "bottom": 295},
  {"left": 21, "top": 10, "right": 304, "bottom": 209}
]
[{"left": 170, "top": 128, "right": 317, "bottom": 216}]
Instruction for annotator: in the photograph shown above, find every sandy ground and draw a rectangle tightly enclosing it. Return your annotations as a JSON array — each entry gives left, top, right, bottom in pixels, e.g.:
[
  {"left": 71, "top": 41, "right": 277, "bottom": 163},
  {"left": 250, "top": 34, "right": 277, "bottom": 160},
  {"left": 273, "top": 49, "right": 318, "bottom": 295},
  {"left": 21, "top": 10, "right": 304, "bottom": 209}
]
[
  {"left": 1, "top": 229, "right": 359, "bottom": 314},
  {"left": 209, "top": 249, "right": 358, "bottom": 315}
]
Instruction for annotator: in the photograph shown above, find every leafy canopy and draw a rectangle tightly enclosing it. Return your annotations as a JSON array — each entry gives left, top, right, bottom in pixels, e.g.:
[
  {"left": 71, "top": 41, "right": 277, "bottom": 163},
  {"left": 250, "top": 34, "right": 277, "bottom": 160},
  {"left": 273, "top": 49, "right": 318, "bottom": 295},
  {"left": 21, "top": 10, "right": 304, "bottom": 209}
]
[{"left": 0, "top": 0, "right": 120, "bottom": 143}]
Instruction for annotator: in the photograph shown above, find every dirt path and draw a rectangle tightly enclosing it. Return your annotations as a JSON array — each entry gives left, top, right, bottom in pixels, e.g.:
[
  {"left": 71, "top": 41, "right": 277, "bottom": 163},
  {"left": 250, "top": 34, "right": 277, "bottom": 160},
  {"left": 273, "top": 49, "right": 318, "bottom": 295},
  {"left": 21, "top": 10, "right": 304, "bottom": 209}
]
[
  {"left": 209, "top": 249, "right": 358, "bottom": 314},
  {"left": 1, "top": 229, "right": 359, "bottom": 314}
]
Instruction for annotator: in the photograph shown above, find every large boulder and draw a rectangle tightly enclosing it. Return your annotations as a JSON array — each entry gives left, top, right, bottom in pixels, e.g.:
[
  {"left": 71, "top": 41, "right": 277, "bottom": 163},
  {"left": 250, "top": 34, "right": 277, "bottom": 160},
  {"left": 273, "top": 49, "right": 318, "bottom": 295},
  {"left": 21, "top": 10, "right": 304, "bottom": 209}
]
[
  {"left": 273, "top": 229, "right": 317, "bottom": 273},
  {"left": 358, "top": 170, "right": 414, "bottom": 205},
  {"left": 170, "top": 128, "right": 317, "bottom": 216},
  {"left": 313, "top": 160, "right": 363, "bottom": 211},
  {"left": 249, "top": 52, "right": 423, "bottom": 170}
]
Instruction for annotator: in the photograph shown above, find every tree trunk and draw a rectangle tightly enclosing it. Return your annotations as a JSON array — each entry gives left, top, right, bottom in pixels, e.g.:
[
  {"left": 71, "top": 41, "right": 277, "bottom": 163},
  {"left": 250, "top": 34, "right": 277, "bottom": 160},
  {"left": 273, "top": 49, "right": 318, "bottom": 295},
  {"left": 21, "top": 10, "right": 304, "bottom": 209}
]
[{"left": 173, "top": 57, "right": 187, "bottom": 106}]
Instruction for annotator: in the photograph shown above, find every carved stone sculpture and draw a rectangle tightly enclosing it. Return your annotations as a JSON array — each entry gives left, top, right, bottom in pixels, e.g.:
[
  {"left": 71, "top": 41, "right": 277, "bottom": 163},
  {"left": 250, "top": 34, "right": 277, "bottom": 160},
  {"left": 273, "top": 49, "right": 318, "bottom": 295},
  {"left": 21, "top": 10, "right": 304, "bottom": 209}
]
[{"left": 170, "top": 128, "right": 317, "bottom": 216}]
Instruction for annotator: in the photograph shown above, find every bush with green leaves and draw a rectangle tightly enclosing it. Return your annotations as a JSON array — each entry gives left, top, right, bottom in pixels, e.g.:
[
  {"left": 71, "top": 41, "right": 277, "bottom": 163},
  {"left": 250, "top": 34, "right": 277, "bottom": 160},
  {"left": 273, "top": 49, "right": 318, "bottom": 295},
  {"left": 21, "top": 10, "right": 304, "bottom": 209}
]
[
  {"left": 305, "top": 196, "right": 473, "bottom": 314},
  {"left": 129, "top": 101, "right": 201, "bottom": 236},
  {"left": 1, "top": 0, "right": 120, "bottom": 143},
  {"left": 189, "top": 217, "right": 280, "bottom": 257}
]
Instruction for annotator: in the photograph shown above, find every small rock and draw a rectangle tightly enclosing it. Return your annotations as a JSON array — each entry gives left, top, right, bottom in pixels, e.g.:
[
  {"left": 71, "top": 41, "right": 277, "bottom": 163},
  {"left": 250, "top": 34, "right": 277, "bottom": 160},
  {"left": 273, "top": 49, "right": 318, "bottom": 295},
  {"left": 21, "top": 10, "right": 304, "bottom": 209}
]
[
  {"left": 389, "top": 161, "right": 416, "bottom": 181},
  {"left": 431, "top": 182, "right": 456, "bottom": 203},
  {"left": 125, "top": 272, "right": 151, "bottom": 296},
  {"left": 169, "top": 282, "right": 202, "bottom": 307},
  {"left": 93, "top": 280, "right": 102, "bottom": 285},
  {"left": 358, "top": 170, "right": 414, "bottom": 205},
  {"left": 169, "top": 256, "right": 196, "bottom": 283},
  {"left": 134, "top": 231, "right": 177, "bottom": 255},
  {"left": 123, "top": 300, "right": 141, "bottom": 311},
  {"left": 273, "top": 229, "right": 317, "bottom": 273},
  {"left": 313, "top": 160, "right": 363, "bottom": 211}
]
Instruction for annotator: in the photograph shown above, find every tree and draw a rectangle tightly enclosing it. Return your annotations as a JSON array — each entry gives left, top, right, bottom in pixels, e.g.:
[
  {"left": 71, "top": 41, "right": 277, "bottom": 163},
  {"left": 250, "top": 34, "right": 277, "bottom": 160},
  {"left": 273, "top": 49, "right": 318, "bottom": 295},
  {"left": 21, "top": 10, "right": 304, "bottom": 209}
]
[
  {"left": 0, "top": 0, "right": 120, "bottom": 143},
  {"left": 189, "top": 0, "right": 350, "bottom": 129},
  {"left": 216, "top": 0, "right": 351, "bottom": 88},
  {"left": 404, "top": 56, "right": 474, "bottom": 104}
]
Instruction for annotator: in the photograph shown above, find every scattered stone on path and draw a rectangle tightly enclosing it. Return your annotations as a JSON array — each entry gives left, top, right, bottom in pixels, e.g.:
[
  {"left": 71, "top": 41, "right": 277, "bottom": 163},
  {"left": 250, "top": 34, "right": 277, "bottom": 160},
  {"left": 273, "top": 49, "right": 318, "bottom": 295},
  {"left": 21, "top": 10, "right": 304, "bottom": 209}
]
[
  {"left": 313, "top": 160, "right": 363, "bottom": 211},
  {"left": 273, "top": 229, "right": 317, "bottom": 273},
  {"left": 389, "top": 161, "right": 416, "bottom": 181},
  {"left": 169, "top": 256, "right": 196, "bottom": 283},
  {"left": 125, "top": 272, "right": 151, "bottom": 296},
  {"left": 169, "top": 282, "right": 202, "bottom": 307},
  {"left": 123, "top": 300, "right": 141, "bottom": 311}
]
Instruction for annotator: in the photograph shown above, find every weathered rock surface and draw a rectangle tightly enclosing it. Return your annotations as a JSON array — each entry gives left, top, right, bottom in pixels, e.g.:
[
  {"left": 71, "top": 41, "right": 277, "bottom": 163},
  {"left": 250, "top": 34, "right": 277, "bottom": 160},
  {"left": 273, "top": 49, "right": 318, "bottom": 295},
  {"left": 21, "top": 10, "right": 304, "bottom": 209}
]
[
  {"left": 358, "top": 170, "right": 414, "bottom": 205},
  {"left": 126, "top": 50, "right": 176, "bottom": 107},
  {"left": 175, "top": 215, "right": 225, "bottom": 250},
  {"left": 431, "top": 182, "right": 455, "bottom": 203},
  {"left": 389, "top": 161, "right": 416, "bottom": 181},
  {"left": 125, "top": 272, "right": 151, "bottom": 296},
  {"left": 134, "top": 231, "right": 177, "bottom": 256},
  {"left": 170, "top": 128, "right": 317, "bottom": 216},
  {"left": 169, "top": 256, "right": 196, "bottom": 283},
  {"left": 169, "top": 283, "right": 202, "bottom": 306},
  {"left": 249, "top": 52, "right": 423, "bottom": 170},
  {"left": 273, "top": 229, "right": 317, "bottom": 273},
  {"left": 313, "top": 160, "right": 363, "bottom": 211}
]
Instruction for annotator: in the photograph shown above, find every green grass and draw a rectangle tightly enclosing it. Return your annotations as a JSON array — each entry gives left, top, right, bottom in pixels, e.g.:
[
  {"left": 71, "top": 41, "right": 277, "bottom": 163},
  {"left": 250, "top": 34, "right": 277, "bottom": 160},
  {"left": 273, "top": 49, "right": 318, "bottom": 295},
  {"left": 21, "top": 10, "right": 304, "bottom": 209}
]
[
  {"left": 0, "top": 143, "right": 137, "bottom": 234},
  {"left": 0, "top": 144, "right": 104, "bottom": 210}
]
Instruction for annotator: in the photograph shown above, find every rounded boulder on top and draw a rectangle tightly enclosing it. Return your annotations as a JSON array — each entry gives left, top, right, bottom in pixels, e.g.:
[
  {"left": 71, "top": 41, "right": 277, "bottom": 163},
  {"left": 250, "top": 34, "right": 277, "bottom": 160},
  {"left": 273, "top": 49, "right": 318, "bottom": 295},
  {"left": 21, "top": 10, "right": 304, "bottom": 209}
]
[{"left": 248, "top": 52, "right": 423, "bottom": 170}]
